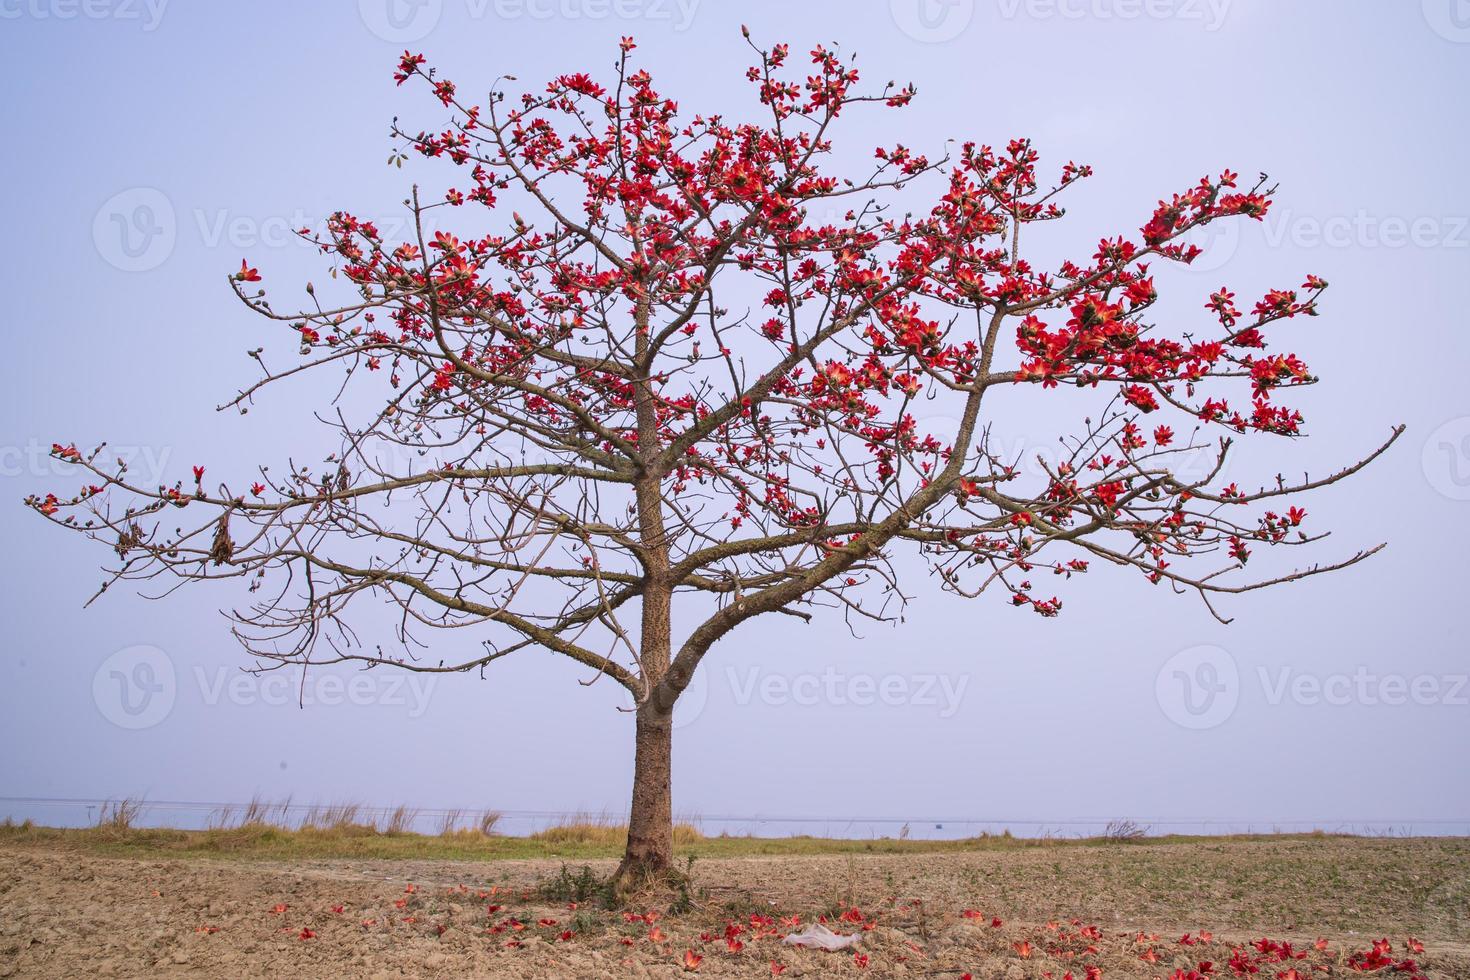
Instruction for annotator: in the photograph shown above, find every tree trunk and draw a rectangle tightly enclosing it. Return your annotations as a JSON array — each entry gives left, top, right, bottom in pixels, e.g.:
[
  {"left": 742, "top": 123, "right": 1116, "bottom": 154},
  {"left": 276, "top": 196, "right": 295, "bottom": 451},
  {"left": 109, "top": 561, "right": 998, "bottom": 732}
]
[{"left": 616, "top": 703, "right": 674, "bottom": 885}]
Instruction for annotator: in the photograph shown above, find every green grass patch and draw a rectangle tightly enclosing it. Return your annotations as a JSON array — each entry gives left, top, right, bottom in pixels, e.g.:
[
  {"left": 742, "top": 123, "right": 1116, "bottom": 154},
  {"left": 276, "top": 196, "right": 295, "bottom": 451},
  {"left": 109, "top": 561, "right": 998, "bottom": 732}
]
[{"left": 0, "top": 817, "right": 1372, "bottom": 864}]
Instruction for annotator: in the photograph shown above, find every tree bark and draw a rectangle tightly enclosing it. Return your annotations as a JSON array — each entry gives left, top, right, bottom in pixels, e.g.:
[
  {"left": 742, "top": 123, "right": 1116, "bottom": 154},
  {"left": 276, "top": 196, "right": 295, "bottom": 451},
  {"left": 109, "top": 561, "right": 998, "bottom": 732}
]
[
  {"left": 622, "top": 290, "right": 677, "bottom": 888},
  {"left": 616, "top": 703, "right": 674, "bottom": 883}
]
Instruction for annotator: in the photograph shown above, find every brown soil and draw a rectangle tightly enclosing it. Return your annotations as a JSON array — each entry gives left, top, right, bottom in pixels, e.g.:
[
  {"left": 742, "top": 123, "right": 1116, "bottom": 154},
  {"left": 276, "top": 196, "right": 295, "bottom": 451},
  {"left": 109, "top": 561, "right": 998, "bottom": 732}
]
[{"left": 1, "top": 837, "right": 1466, "bottom": 978}]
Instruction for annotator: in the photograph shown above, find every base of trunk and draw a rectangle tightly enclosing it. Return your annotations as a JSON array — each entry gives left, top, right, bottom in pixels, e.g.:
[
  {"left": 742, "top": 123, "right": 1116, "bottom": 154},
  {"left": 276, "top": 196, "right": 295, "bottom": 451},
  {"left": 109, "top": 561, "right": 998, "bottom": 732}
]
[
  {"left": 616, "top": 707, "right": 675, "bottom": 897},
  {"left": 609, "top": 850, "right": 674, "bottom": 897}
]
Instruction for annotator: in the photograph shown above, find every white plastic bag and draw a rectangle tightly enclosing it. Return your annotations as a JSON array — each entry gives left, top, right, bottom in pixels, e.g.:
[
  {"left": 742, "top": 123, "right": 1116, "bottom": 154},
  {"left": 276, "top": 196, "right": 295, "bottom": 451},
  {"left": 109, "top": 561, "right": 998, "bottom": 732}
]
[{"left": 780, "top": 923, "right": 864, "bottom": 951}]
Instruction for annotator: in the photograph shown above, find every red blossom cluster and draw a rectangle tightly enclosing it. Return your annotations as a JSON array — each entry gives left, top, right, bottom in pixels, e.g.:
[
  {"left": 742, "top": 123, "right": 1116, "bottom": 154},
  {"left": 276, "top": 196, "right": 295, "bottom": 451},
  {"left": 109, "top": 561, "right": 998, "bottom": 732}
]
[
  {"left": 28, "top": 37, "right": 1398, "bottom": 759},
  {"left": 220, "top": 884, "right": 1439, "bottom": 978}
]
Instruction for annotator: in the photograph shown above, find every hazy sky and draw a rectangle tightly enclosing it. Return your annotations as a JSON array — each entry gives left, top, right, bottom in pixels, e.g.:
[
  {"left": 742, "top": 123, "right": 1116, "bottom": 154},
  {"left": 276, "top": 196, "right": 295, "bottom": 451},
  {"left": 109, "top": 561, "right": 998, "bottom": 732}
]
[{"left": 2, "top": 0, "right": 1467, "bottom": 838}]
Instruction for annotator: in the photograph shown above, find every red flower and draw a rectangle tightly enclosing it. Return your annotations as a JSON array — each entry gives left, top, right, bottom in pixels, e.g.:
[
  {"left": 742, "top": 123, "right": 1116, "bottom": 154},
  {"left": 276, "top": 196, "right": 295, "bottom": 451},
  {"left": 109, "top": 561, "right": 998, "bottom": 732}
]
[
  {"left": 393, "top": 51, "right": 426, "bottom": 85},
  {"left": 1123, "top": 384, "right": 1159, "bottom": 413},
  {"left": 235, "top": 260, "right": 261, "bottom": 283}
]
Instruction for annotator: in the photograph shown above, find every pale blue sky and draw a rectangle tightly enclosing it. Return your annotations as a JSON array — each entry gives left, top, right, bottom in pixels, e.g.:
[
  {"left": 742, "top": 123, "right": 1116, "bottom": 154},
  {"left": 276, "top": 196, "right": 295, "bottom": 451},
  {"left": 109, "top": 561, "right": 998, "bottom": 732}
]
[{"left": 1, "top": 0, "right": 1467, "bottom": 837}]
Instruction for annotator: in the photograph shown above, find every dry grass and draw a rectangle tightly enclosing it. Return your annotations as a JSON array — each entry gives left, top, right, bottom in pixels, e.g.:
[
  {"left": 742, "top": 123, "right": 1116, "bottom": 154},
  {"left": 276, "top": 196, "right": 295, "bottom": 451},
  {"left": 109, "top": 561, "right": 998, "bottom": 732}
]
[
  {"left": 3, "top": 796, "right": 1426, "bottom": 872},
  {"left": 0, "top": 809, "right": 1400, "bottom": 869},
  {"left": 1103, "top": 818, "right": 1150, "bottom": 841},
  {"left": 209, "top": 795, "right": 295, "bottom": 830},
  {"left": 94, "top": 798, "right": 145, "bottom": 833},
  {"left": 528, "top": 812, "right": 705, "bottom": 847},
  {"left": 475, "top": 809, "right": 502, "bottom": 835},
  {"left": 381, "top": 804, "right": 418, "bottom": 836},
  {"left": 190, "top": 798, "right": 500, "bottom": 838}
]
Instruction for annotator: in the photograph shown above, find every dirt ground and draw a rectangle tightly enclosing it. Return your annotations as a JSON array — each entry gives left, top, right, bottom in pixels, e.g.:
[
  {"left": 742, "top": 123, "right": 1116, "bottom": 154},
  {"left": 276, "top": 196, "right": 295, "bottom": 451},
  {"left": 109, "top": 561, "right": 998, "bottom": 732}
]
[{"left": 1, "top": 836, "right": 1466, "bottom": 978}]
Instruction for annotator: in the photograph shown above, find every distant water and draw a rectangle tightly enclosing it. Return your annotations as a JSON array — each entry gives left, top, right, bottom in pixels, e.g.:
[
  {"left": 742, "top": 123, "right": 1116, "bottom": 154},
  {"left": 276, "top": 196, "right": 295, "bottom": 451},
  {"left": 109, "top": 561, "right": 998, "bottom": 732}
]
[{"left": 3, "top": 797, "right": 1465, "bottom": 839}]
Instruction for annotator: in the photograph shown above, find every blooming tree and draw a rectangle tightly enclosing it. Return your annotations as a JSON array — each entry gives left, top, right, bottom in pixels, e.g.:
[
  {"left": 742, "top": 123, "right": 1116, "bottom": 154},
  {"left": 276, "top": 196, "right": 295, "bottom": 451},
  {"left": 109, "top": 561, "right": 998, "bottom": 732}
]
[{"left": 33, "top": 35, "right": 1401, "bottom": 883}]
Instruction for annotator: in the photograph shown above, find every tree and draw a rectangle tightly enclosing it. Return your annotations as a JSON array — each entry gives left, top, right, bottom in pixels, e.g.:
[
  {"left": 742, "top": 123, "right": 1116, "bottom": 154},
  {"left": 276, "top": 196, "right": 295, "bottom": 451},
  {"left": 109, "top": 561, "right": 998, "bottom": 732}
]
[{"left": 32, "top": 35, "right": 1401, "bottom": 886}]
